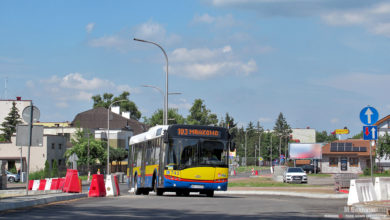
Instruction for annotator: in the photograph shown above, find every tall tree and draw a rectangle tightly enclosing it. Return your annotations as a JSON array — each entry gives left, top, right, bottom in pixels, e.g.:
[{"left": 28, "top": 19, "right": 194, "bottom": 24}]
[
  {"left": 273, "top": 112, "right": 292, "bottom": 158},
  {"left": 186, "top": 99, "right": 218, "bottom": 126},
  {"left": 144, "top": 108, "right": 185, "bottom": 126},
  {"left": 0, "top": 102, "right": 22, "bottom": 142},
  {"left": 92, "top": 91, "right": 141, "bottom": 120}
]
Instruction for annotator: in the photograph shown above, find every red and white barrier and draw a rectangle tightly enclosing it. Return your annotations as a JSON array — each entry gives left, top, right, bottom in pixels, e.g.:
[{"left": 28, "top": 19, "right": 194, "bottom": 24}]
[{"left": 28, "top": 178, "right": 66, "bottom": 192}]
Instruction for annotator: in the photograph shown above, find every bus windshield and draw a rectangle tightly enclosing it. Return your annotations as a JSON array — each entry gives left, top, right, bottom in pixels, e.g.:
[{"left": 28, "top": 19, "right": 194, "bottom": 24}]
[{"left": 167, "top": 138, "right": 228, "bottom": 169}]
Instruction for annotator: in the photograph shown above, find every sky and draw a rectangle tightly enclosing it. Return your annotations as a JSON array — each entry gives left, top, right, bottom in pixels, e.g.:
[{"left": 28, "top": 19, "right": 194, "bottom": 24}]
[{"left": 1, "top": 0, "right": 390, "bottom": 137}]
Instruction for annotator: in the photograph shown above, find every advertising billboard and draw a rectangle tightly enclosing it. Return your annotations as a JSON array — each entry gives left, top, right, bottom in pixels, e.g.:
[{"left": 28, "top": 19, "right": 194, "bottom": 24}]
[{"left": 288, "top": 143, "right": 323, "bottom": 159}]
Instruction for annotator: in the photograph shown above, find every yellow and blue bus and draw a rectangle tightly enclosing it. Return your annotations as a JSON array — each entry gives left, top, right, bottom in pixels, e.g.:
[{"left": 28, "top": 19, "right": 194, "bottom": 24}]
[{"left": 128, "top": 124, "right": 234, "bottom": 197}]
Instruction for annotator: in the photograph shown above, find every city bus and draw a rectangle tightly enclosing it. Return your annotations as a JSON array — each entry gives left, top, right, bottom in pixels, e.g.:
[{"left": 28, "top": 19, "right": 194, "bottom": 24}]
[{"left": 128, "top": 124, "right": 235, "bottom": 197}]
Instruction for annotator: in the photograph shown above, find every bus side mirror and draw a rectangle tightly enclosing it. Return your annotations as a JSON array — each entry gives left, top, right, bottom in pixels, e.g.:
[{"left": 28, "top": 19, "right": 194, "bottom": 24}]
[
  {"left": 163, "top": 132, "right": 169, "bottom": 144},
  {"left": 230, "top": 142, "right": 236, "bottom": 152}
]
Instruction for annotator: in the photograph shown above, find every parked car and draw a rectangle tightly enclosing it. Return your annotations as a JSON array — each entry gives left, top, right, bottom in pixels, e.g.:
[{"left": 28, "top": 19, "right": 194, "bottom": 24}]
[
  {"left": 283, "top": 167, "right": 307, "bottom": 184},
  {"left": 6, "top": 170, "right": 20, "bottom": 183},
  {"left": 299, "top": 164, "right": 321, "bottom": 174}
]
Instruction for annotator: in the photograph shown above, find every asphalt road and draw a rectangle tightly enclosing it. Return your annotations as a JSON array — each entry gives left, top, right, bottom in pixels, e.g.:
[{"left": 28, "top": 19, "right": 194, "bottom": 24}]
[{"left": 0, "top": 191, "right": 347, "bottom": 220}]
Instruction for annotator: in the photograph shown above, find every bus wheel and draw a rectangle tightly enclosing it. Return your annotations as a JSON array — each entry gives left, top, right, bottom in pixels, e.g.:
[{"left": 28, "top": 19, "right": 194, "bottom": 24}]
[
  {"left": 134, "top": 176, "right": 141, "bottom": 195},
  {"left": 176, "top": 191, "right": 183, "bottom": 196},
  {"left": 143, "top": 190, "right": 149, "bottom": 195},
  {"left": 206, "top": 190, "right": 214, "bottom": 197},
  {"left": 156, "top": 189, "right": 164, "bottom": 196},
  {"left": 182, "top": 191, "right": 190, "bottom": 197}
]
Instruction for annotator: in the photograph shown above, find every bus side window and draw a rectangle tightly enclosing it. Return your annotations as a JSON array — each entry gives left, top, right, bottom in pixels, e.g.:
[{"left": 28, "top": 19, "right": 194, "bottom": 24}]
[{"left": 155, "top": 139, "right": 160, "bottom": 165}]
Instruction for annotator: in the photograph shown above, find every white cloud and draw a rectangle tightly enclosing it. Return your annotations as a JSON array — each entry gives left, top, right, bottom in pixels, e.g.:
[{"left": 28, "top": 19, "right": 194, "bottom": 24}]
[
  {"left": 322, "top": 2, "right": 390, "bottom": 38},
  {"left": 170, "top": 46, "right": 257, "bottom": 80},
  {"left": 193, "top": 13, "right": 215, "bottom": 23},
  {"left": 36, "top": 73, "right": 136, "bottom": 109},
  {"left": 43, "top": 73, "right": 114, "bottom": 90},
  {"left": 331, "top": 118, "right": 339, "bottom": 124},
  {"left": 26, "top": 80, "right": 34, "bottom": 88},
  {"left": 88, "top": 35, "right": 129, "bottom": 52},
  {"left": 86, "top": 22, "right": 95, "bottom": 34},
  {"left": 88, "top": 21, "right": 181, "bottom": 52},
  {"left": 169, "top": 98, "right": 192, "bottom": 111},
  {"left": 259, "top": 117, "right": 272, "bottom": 123},
  {"left": 192, "top": 13, "right": 237, "bottom": 28}
]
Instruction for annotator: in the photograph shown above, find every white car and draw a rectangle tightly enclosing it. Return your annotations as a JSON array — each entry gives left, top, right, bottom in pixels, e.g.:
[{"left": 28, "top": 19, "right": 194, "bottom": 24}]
[{"left": 283, "top": 167, "right": 308, "bottom": 184}]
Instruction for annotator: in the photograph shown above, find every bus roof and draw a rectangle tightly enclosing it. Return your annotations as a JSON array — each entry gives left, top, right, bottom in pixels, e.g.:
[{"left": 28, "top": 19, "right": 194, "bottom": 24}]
[{"left": 129, "top": 125, "right": 169, "bottom": 145}]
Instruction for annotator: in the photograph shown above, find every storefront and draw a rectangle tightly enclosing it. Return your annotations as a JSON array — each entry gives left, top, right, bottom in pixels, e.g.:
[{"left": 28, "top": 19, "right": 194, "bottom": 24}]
[{"left": 320, "top": 140, "right": 374, "bottom": 174}]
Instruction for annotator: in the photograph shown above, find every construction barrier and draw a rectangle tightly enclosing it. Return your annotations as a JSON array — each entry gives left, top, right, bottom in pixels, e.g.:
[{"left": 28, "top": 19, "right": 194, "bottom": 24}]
[
  {"left": 28, "top": 180, "right": 34, "bottom": 190},
  {"left": 106, "top": 174, "right": 120, "bottom": 196},
  {"left": 38, "top": 179, "right": 47, "bottom": 191},
  {"left": 347, "top": 179, "right": 377, "bottom": 206},
  {"left": 44, "top": 178, "right": 52, "bottom": 191},
  {"left": 58, "top": 178, "right": 65, "bottom": 190},
  {"left": 89, "top": 174, "right": 106, "bottom": 197},
  {"left": 374, "top": 177, "right": 390, "bottom": 201},
  {"left": 50, "top": 178, "right": 60, "bottom": 190},
  {"left": 63, "top": 169, "right": 81, "bottom": 193}
]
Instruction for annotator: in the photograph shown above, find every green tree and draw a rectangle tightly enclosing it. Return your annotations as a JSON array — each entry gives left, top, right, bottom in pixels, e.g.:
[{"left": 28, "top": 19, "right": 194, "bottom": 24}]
[
  {"left": 377, "top": 132, "right": 390, "bottom": 170},
  {"left": 51, "top": 160, "right": 59, "bottom": 178},
  {"left": 0, "top": 102, "right": 22, "bottom": 141},
  {"left": 186, "top": 99, "right": 218, "bottom": 126},
  {"left": 65, "top": 128, "right": 106, "bottom": 167},
  {"left": 273, "top": 113, "right": 292, "bottom": 157},
  {"left": 44, "top": 160, "right": 50, "bottom": 178},
  {"left": 351, "top": 131, "right": 363, "bottom": 139},
  {"left": 144, "top": 108, "right": 185, "bottom": 126},
  {"left": 92, "top": 91, "right": 141, "bottom": 120},
  {"left": 316, "top": 131, "right": 338, "bottom": 142}
]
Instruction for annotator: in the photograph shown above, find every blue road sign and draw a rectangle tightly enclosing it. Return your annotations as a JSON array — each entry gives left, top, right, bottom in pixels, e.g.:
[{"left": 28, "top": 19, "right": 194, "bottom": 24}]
[
  {"left": 363, "top": 126, "right": 378, "bottom": 140},
  {"left": 360, "top": 106, "right": 379, "bottom": 125}
]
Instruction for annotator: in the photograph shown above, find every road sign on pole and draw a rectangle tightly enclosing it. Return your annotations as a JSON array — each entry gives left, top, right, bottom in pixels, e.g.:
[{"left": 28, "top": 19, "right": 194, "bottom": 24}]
[
  {"left": 360, "top": 106, "right": 379, "bottom": 125},
  {"left": 363, "top": 126, "right": 378, "bottom": 140}
]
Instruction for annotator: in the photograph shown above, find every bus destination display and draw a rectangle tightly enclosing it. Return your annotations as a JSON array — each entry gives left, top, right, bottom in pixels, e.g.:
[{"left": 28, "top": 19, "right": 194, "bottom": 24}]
[{"left": 177, "top": 128, "right": 220, "bottom": 137}]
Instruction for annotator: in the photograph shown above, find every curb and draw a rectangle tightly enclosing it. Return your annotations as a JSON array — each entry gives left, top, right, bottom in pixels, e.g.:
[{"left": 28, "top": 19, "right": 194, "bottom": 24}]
[
  {"left": 0, "top": 193, "right": 88, "bottom": 212},
  {"left": 216, "top": 190, "right": 348, "bottom": 199}
]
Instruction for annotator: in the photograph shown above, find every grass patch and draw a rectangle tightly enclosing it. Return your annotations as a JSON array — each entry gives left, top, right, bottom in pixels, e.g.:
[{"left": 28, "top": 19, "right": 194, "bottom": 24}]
[
  {"left": 235, "top": 166, "right": 270, "bottom": 173},
  {"left": 228, "top": 177, "right": 317, "bottom": 187},
  {"left": 359, "top": 172, "right": 390, "bottom": 177},
  {"left": 307, "top": 173, "right": 331, "bottom": 177}
]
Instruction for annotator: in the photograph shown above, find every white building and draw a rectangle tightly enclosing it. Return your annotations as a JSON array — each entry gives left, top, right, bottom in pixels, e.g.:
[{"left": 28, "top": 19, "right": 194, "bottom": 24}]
[
  {"left": 0, "top": 135, "right": 66, "bottom": 172},
  {"left": 0, "top": 97, "right": 31, "bottom": 131},
  {"left": 291, "top": 128, "right": 316, "bottom": 143}
]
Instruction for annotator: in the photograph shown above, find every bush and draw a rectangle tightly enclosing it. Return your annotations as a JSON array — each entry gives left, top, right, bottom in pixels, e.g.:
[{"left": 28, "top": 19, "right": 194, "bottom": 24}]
[
  {"left": 29, "top": 170, "right": 45, "bottom": 180},
  {"left": 363, "top": 168, "right": 370, "bottom": 176},
  {"left": 51, "top": 160, "right": 59, "bottom": 178},
  {"left": 9, "top": 167, "right": 17, "bottom": 174}
]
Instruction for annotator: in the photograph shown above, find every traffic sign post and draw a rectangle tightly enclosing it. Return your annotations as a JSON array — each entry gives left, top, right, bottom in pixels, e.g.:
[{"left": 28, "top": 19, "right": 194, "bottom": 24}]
[
  {"left": 359, "top": 106, "right": 379, "bottom": 184},
  {"left": 363, "top": 126, "right": 378, "bottom": 140},
  {"left": 360, "top": 106, "right": 379, "bottom": 125}
]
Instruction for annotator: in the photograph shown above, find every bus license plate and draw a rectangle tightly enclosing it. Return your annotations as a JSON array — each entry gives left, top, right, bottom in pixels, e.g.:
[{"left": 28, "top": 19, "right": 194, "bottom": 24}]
[{"left": 191, "top": 185, "right": 204, "bottom": 189}]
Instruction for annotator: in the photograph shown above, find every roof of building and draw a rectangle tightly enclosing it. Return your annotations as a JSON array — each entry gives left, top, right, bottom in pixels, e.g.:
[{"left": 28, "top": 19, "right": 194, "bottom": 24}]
[
  {"left": 71, "top": 107, "right": 147, "bottom": 135},
  {"left": 322, "top": 139, "right": 375, "bottom": 156},
  {"left": 374, "top": 114, "right": 390, "bottom": 126}
]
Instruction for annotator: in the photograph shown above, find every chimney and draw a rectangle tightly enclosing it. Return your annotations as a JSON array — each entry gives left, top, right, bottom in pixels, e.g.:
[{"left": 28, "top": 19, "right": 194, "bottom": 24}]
[
  {"left": 16, "top": 96, "right": 21, "bottom": 101},
  {"left": 111, "top": 106, "right": 120, "bottom": 114},
  {"left": 122, "top": 112, "right": 131, "bottom": 119}
]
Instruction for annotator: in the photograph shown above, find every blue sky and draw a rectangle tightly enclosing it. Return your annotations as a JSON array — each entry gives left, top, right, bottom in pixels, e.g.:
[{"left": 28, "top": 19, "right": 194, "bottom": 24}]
[{"left": 1, "top": 0, "right": 390, "bottom": 137}]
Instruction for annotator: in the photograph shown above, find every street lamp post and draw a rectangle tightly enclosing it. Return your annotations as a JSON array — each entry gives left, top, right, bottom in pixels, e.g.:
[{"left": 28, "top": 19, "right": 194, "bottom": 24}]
[
  {"left": 107, "top": 99, "right": 127, "bottom": 175},
  {"left": 134, "top": 38, "right": 168, "bottom": 125},
  {"left": 142, "top": 85, "right": 181, "bottom": 125}
]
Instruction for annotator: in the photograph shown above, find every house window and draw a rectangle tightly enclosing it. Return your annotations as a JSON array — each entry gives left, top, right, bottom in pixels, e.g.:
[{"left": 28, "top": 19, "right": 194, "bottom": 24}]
[
  {"left": 329, "top": 157, "right": 338, "bottom": 167},
  {"left": 59, "top": 144, "right": 62, "bottom": 150},
  {"left": 51, "top": 143, "right": 55, "bottom": 149},
  {"left": 349, "top": 158, "right": 359, "bottom": 167},
  {"left": 58, "top": 159, "right": 62, "bottom": 166}
]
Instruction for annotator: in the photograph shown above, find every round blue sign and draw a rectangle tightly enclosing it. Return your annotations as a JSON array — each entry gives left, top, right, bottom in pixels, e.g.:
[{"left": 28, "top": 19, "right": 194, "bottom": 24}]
[{"left": 359, "top": 106, "right": 379, "bottom": 125}]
